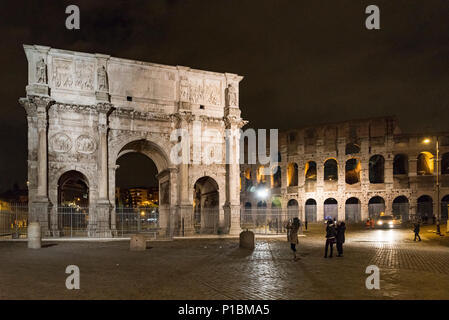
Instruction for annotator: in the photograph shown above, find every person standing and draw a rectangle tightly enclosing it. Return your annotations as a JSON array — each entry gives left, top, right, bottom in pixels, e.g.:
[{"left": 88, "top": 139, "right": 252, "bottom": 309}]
[
  {"left": 414, "top": 220, "right": 422, "bottom": 241},
  {"left": 336, "top": 222, "right": 346, "bottom": 257},
  {"left": 305, "top": 219, "right": 308, "bottom": 231},
  {"left": 324, "top": 220, "right": 337, "bottom": 258},
  {"left": 286, "top": 217, "right": 300, "bottom": 261}
]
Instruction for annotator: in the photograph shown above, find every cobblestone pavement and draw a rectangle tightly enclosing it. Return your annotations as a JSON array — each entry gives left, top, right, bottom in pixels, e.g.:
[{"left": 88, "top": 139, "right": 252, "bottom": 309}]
[{"left": 1, "top": 228, "right": 449, "bottom": 300}]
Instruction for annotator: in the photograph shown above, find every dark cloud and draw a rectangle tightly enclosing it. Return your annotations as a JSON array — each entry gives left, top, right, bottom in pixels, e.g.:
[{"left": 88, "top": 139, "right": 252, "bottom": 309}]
[{"left": 0, "top": 0, "right": 449, "bottom": 191}]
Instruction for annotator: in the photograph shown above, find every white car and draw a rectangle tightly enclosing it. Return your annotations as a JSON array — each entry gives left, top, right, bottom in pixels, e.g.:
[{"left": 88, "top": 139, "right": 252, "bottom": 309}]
[{"left": 375, "top": 215, "right": 401, "bottom": 228}]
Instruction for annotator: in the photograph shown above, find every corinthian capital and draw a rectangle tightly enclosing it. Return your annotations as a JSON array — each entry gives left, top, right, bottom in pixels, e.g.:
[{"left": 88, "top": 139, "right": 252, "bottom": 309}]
[{"left": 19, "top": 95, "right": 54, "bottom": 117}]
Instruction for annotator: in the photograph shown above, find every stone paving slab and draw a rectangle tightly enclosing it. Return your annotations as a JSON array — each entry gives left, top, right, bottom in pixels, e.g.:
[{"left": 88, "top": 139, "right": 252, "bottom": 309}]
[{"left": 0, "top": 229, "right": 448, "bottom": 299}]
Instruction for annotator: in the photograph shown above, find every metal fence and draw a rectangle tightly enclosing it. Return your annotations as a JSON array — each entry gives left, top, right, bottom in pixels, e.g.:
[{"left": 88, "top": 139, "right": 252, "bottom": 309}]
[
  {"left": 115, "top": 207, "right": 160, "bottom": 237},
  {"left": 240, "top": 208, "right": 300, "bottom": 234},
  {"left": 0, "top": 203, "right": 28, "bottom": 238},
  {"left": 57, "top": 206, "right": 89, "bottom": 237}
]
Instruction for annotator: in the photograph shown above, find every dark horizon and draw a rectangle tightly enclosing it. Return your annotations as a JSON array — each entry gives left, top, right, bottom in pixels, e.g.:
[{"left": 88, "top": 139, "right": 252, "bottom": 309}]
[{"left": 1, "top": 0, "right": 449, "bottom": 192}]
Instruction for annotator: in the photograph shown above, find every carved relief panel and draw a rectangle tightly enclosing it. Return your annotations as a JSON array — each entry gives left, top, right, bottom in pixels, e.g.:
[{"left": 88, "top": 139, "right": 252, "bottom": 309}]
[{"left": 51, "top": 58, "right": 95, "bottom": 91}]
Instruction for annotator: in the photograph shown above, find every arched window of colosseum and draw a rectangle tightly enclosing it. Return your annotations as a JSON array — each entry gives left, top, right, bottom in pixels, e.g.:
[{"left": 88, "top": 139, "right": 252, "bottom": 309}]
[
  {"left": 441, "top": 153, "right": 449, "bottom": 175},
  {"left": 243, "top": 168, "right": 252, "bottom": 190},
  {"left": 393, "top": 154, "right": 408, "bottom": 175},
  {"left": 345, "top": 197, "right": 361, "bottom": 222},
  {"left": 305, "top": 199, "right": 317, "bottom": 222},
  {"left": 324, "top": 198, "right": 338, "bottom": 221},
  {"left": 369, "top": 155, "right": 385, "bottom": 183},
  {"left": 324, "top": 158, "right": 338, "bottom": 181},
  {"left": 417, "top": 195, "right": 433, "bottom": 221},
  {"left": 393, "top": 196, "right": 409, "bottom": 221},
  {"left": 345, "top": 158, "right": 361, "bottom": 184},
  {"left": 368, "top": 196, "right": 385, "bottom": 219},
  {"left": 271, "top": 166, "right": 282, "bottom": 188},
  {"left": 305, "top": 161, "right": 317, "bottom": 181},
  {"left": 345, "top": 143, "right": 361, "bottom": 155},
  {"left": 441, "top": 195, "right": 449, "bottom": 221},
  {"left": 257, "top": 166, "right": 267, "bottom": 184},
  {"left": 287, "top": 163, "right": 298, "bottom": 186},
  {"left": 287, "top": 199, "right": 299, "bottom": 220},
  {"left": 417, "top": 152, "right": 434, "bottom": 175}
]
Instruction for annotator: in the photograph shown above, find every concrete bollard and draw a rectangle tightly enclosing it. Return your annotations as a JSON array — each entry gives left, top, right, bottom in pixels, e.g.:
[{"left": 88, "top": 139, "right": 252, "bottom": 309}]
[
  {"left": 239, "top": 230, "right": 255, "bottom": 250},
  {"left": 130, "top": 234, "right": 147, "bottom": 251},
  {"left": 28, "top": 222, "right": 42, "bottom": 249}
]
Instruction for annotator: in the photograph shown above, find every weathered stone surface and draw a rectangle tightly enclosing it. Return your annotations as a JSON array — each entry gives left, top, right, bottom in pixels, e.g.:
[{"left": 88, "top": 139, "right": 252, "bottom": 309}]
[
  {"left": 241, "top": 117, "right": 449, "bottom": 224},
  {"left": 27, "top": 222, "right": 41, "bottom": 249},
  {"left": 130, "top": 234, "right": 147, "bottom": 251},
  {"left": 20, "top": 45, "right": 246, "bottom": 238},
  {"left": 239, "top": 230, "right": 255, "bottom": 249}
]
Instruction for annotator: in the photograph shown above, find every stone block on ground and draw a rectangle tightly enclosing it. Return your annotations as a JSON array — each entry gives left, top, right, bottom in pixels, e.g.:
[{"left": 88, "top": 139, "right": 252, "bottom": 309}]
[
  {"left": 28, "top": 222, "right": 42, "bottom": 249},
  {"left": 239, "top": 230, "right": 255, "bottom": 249},
  {"left": 130, "top": 234, "right": 147, "bottom": 251}
]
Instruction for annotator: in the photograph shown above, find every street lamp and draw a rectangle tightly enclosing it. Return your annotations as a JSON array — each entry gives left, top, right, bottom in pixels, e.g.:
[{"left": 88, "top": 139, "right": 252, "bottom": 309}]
[{"left": 423, "top": 137, "right": 442, "bottom": 235}]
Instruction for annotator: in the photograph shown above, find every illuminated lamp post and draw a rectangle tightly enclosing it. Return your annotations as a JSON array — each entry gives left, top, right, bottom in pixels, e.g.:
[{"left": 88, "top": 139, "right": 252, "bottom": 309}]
[{"left": 423, "top": 137, "right": 442, "bottom": 235}]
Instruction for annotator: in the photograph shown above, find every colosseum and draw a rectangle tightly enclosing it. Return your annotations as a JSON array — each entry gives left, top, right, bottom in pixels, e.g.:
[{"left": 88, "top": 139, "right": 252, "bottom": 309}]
[{"left": 240, "top": 116, "right": 449, "bottom": 226}]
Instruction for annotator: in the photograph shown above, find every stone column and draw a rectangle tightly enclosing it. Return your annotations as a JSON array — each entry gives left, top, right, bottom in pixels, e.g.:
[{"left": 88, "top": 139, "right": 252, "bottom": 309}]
[
  {"left": 224, "top": 97, "right": 245, "bottom": 235},
  {"left": 176, "top": 113, "right": 194, "bottom": 236},
  {"left": 22, "top": 97, "right": 53, "bottom": 236},
  {"left": 361, "top": 199, "right": 369, "bottom": 221},
  {"left": 93, "top": 105, "right": 112, "bottom": 237}
]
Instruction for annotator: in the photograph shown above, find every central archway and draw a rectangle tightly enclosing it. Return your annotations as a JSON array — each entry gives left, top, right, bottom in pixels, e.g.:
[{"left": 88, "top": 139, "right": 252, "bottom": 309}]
[{"left": 113, "top": 139, "right": 172, "bottom": 237}]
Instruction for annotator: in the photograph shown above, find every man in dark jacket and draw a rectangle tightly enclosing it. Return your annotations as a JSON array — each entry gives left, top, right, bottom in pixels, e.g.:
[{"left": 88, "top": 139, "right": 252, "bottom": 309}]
[
  {"left": 336, "top": 222, "right": 346, "bottom": 257},
  {"left": 324, "top": 220, "right": 337, "bottom": 258},
  {"left": 414, "top": 221, "right": 421, "bottom": 241}
]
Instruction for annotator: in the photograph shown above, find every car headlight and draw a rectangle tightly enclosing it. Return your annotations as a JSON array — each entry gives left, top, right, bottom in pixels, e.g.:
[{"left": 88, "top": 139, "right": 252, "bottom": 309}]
[
  {"left": 377, "top": 221, "right": 383, "bottom": 225},
  {"left": 389, "top": 221, "right": 393, "bottom": 225}
]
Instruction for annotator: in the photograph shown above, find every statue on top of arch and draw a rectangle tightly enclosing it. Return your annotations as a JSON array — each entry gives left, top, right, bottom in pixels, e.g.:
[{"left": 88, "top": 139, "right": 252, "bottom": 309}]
[{"left": 97, "top": 65, "right": 108, "bottom": 92}]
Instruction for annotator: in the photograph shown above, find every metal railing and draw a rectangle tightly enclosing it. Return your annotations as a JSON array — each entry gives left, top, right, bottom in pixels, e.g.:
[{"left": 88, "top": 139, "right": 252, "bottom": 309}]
[
  {"left": 115, "top": 207, "right": 159, "bottom": 237},
  {"left": 240, "top": 208, "right": 300, "bottom": 234},
  {"left": 0, "top": 203, "right": 28, "bottom": 238},
  {"left": 57, "top": 206, "right": 89, "bottom": 237}
]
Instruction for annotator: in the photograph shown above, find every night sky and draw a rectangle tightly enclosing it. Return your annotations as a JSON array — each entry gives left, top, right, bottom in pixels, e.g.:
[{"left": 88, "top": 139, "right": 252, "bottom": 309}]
[{"left": 1, "top": 0, "right": 449, "bottom": 191}]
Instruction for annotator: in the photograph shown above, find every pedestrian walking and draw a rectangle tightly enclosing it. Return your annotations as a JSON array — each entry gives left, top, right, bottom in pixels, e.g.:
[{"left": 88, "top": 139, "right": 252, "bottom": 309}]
[
  {"left": 370, "top": 218, "right": 375, "bottom": 229},
  {"left": 336, "top": 222, "right": 346, "bottom": 257},
  {"left": 324, "top": 219, "right": 337, "bottom": 258},
  {"left": 286, "top": 217, "right": 300, "bottom": 261},
  {"left": 414, "top": 220, "right": 422, "bottom": 241}
]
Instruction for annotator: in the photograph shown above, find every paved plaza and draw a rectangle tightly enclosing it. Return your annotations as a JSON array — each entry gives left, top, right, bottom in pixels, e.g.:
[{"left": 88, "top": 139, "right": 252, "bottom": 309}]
[{"left": 1, "top": 227, "right": 449, "bottom": 300}]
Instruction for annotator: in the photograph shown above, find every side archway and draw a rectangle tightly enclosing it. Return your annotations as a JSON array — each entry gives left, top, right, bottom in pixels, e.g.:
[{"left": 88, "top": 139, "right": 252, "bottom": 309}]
[{"left": 193, "top": 176, "right": 219, "bottom": 234}]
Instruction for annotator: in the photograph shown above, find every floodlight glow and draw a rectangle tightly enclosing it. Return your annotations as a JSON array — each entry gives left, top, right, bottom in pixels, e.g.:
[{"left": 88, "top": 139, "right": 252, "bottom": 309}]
[{"left": 256, "top": 188, "right": 268, "bottom": 199}]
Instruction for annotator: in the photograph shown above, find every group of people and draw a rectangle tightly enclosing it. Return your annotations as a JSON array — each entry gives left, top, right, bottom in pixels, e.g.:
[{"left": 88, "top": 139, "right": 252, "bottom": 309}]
[
  {"left": 324, "top": 219, "right": 346, "bottom": 258},
  {"left": 285, "top": 217, "right": 346, "bottom": 261}
]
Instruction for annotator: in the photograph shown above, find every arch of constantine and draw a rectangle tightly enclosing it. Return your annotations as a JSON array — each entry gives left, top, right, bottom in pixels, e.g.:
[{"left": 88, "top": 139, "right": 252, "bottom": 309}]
[{"left": 20, "top": 45, "right": 245, "bottom": 237}]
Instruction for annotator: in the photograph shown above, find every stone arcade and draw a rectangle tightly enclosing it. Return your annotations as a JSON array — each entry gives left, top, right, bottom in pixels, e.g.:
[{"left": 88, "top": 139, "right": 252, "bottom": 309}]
[
  {"left": 241, "top": 117, "right": 449, "bottom": 224},
  {"left": 20, "top": 45, "right": 245, "bottom": 237}
]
